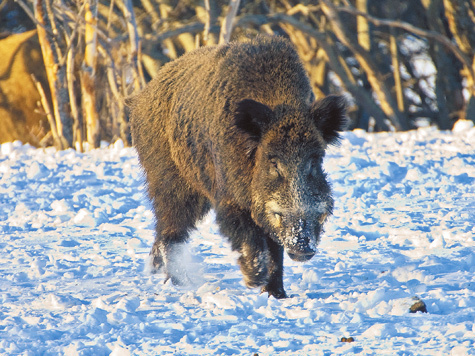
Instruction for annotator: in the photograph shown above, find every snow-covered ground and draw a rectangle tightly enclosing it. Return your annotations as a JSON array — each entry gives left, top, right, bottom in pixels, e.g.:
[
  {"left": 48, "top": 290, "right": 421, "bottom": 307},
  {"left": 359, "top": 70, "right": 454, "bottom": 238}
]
[{"left": 1, "top": 121, "right": 474, "bottom": 355}]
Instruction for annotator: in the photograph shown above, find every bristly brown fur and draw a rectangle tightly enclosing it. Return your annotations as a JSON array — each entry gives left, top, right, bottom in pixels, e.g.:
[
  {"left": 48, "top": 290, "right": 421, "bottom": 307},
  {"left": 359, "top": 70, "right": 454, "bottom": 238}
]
[{"left": 127, "top": 35, "right": 347, "bottom": 298}]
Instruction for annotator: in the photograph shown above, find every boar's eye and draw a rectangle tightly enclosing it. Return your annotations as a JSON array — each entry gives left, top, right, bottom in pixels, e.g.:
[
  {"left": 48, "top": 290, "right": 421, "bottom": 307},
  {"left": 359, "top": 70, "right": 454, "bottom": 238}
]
[{"left": 269, "top": 158, "right": 282, "bottom": 178}]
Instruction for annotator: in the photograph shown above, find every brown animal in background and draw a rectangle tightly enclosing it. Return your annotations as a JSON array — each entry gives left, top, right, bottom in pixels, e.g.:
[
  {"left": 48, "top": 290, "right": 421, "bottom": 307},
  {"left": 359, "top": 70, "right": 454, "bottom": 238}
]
[{"left": 0, "top": 30, "right": 51, "bottom": 146}]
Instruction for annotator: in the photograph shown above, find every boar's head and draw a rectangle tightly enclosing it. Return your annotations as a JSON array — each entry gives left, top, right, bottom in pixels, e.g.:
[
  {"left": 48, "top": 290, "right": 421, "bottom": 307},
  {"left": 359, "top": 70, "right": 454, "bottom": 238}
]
[{"left": 234, "top": 96, "right": 347, "bottom": 262}]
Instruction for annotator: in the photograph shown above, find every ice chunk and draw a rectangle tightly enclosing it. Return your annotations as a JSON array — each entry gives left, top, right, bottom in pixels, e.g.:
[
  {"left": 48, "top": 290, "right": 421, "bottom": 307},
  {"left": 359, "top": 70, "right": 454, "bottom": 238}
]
[
  {"left": 26, "top": 161, "right": 48, "bottom": 179},
  {"left": 73, "top": 209, "right": 96, "bottom": 227},
  {"left": 361, "top": 323, "right": 396, "bottom": 338},
  {"left": 109, "top": 341, "right": 131, "bottom": 356},
  {"left": 453, "top": 119, "right": 474, "bottom": 133},
  {"left": 51, "top": 199, "right": 71, "bottom": 213}
]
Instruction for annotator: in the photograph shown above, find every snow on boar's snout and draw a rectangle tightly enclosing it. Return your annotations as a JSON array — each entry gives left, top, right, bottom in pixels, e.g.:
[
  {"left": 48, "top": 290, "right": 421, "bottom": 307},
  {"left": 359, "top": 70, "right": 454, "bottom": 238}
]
[{"left": 267, "top": 200, "right": 331, "bottom": 262}]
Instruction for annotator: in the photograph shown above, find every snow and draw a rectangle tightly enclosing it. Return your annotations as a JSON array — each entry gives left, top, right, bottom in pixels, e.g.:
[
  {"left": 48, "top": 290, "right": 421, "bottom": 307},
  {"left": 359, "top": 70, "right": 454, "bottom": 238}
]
[{"left": 1, "top": 123, "right": 474, "bottom": 355}]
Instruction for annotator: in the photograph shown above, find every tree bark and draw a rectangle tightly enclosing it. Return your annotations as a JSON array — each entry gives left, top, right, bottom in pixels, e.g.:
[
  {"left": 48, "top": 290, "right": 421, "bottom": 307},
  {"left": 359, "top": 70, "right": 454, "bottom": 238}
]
[
  {"left": 81, "top": 0, "right": 100, "bottom": 149},
  {"left": 122, "top": 0, "right": 144, "bottom": 90},
  {"left": 31, "top": 74, "right": 60, "bottom": 145},
  {"left": 443, "top": 0, "right": 475, "bottom": 123},
  {"left": 390, "top": 28, "right": 405, "bottom": 114},
  {"left": 422, "top": 0, "right": 464, "bottom": 129},
  {"left": 356, "top": 0, "right": 370, "bottom": 51},
  {"left": 219, "top": 0, "right": 241, "bottom": 44},
  {"left": 66, "top": 44, "right": 83, "bottom": 152},
  {"left": 34, "top": 0, "right": 73, "bottom": 149}
]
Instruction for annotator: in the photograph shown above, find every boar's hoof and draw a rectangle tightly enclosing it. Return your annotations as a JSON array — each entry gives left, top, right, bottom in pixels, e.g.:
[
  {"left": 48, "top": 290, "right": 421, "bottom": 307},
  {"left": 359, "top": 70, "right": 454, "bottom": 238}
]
[
  {"left": 150, "top": 253, "right": 164, "bottom": 274},
  {"left": 261, "top": 285, "right": 288, "bottom": 299},
  {"left": 164, "top": 272, "right": 191, "bottom": 286}
]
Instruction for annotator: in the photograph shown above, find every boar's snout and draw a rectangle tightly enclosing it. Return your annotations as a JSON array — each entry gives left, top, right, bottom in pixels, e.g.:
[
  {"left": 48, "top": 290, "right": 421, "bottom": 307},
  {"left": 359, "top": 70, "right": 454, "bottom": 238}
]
[
  {"left": 287, "top": 251, "right": 315, "bottom": 262},
  {"left": 269, "top": 209, "right": 328, "bottom": 262},
  {"left": 284, "top": 217, "right": 319, "bottom": 262},
  {"left": 287, "top": 246, "right": 316, "bottom": 262}
]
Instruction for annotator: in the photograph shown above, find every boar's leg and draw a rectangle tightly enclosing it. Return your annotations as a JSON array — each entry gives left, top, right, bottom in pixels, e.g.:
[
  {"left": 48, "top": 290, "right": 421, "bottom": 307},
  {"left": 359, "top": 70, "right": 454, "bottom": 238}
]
[
  {"left": 216, "top": 204, "right": 270, "bottom": 289},
  {"left": 147, "top": 168, "right": 210, "bottom": 285},
  {"left": 261, "top": 237, "right": 287, "bottom": 299},
  {"left": 150, "top": 238, "right": 189, "bottom": 285}
]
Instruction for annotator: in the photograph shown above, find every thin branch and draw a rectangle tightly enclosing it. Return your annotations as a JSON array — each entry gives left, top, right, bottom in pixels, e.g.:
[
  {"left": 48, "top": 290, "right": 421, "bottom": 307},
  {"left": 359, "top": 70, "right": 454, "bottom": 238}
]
[
  {"left": 203, "top": 0, "right": 211, "bottom": 41},
  {"left": 122, "top": 0, "right": 144, "bottom": 90},
  {"left": 44, "top": 0, "right": 63, "bottom": 60},
  {"left": 31, "top": 73, "right": 61, "bottom": 145},
  {"left": 106, "top": 0, "right": 116, "bottom": 33},
  {"left": 137, "top": 39, "right": 146, "bottom": 87},
  {"left": 0, "top": 0, "right": 8, "bottom": 12},
  {"left": 143, "top": 22, "right": 208, "bottom": 43},
  {"left": 287, "top": 4, "right": 321, "bottom": 16}
]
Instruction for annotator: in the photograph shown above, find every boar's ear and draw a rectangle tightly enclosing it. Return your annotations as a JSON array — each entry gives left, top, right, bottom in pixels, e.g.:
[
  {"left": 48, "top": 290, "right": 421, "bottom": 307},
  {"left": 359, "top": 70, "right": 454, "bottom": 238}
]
[
  {"left": 234, "top": 99, "right": 274, "bottom": 139},
  {"left": 311, "top": 95, "right": 348, "bottom": 145},
  {"left": 233, "top": 99, "right": 274, "bottom": 155}
]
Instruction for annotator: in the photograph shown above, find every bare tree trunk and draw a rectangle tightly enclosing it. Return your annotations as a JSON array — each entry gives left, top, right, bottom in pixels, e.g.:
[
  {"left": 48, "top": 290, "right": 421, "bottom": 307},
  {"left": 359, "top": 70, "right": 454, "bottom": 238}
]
[
  {"left": 203, "top": 0, "right": 212, "bottom": 44},
  {"left": 219, "top": 0, "right": 241, "bottom": 44},
  {"left": 158, "top": 3, "right": 178, "bottom": 59},
  {"left": 81, "top": 0, "right": 100, "bottom": 149},
  {"left": 443, "top": 0, "right": 475, "bottom": 123},
  {"left": 335, "top": 1, "right": 474, "bottom": 125},
  {"left": 122, "top": 0, "right": 144, "bottom": 91},
  {"left": 323, "top": 33, "right": 389, "bottom": 131},
  {"left": 66, "top": 44, "right": 83, "bottom": 152},
  {"left": 356, "top": 0, "right": 370, "bottom": 51},
  {"left": 202, "top": 0, "right": 218, "bottom": 45},
  {"left": 18, "top": 0, "right": 475, "bottom": 149},
  {"left": 354, "top": 0, "right": 373, "bottom": 130},
  {"left": 34, "top": 0, "right": 73, "bottom": 149},
  {"left": 107, "top": 62, "right": 129, "bottom": 145},
  {"left": 422, "top": 0, "right": 464, "bottom": 129},
  {"left": 390, "top": 28, "right": 405, "bottom": 113},
  {"left": 310, "top": 48, "right": 329, "bottom": 99},
  {"left": 31, "top": 74, "right": 60, "bottom": 145}
]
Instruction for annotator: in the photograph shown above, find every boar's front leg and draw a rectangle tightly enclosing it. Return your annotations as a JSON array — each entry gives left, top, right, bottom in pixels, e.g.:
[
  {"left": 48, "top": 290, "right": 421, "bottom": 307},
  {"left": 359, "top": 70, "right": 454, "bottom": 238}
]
[
  {"left": 147, "top": 165, "right": 211, "bottom": 285},
  {"left": 150, "top": 238, "right": 188, "bottom": 285},
  {"left": 261, "top": 236, "right": 287, "bottom": 299},
  {"left": 216, "top": 204, "right": 270, "bottom": 289}
]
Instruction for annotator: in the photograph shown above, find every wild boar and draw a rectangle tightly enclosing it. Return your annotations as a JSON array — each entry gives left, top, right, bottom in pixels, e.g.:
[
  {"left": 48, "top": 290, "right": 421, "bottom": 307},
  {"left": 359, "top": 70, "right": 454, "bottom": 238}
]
[{"left": 126, "top": 36, "right": 347, "bottom": 298}]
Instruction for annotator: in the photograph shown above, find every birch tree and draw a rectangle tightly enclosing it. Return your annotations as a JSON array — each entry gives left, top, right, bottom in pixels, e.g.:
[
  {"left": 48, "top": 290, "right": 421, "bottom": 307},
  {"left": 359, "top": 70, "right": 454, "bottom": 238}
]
[{"left": 34, "top": 0, "right": 73, "bottom": 149}]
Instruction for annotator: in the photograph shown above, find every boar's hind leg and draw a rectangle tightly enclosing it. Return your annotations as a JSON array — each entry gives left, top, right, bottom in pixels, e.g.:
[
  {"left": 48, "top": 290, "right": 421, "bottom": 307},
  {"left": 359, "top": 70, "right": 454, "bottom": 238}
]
[
  {"left": 261, "top": 237, "right": 287, "bottom": 299},
  {"left": 216, "top": 204, "right": 270, "bottom": 289},
  {"left": 148, "top": 173, "right": 210, "bottom": 285}
]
